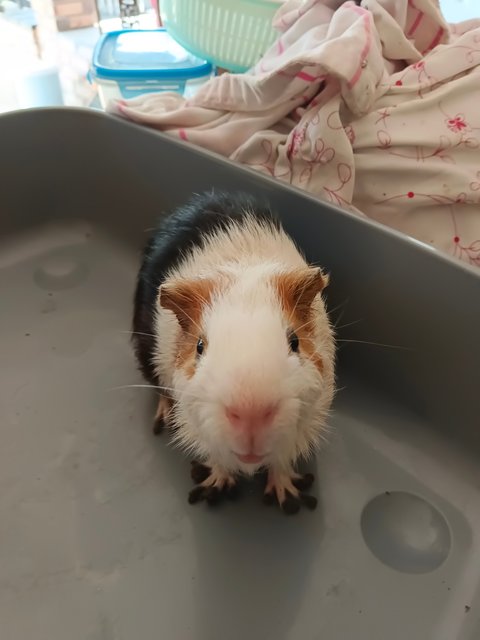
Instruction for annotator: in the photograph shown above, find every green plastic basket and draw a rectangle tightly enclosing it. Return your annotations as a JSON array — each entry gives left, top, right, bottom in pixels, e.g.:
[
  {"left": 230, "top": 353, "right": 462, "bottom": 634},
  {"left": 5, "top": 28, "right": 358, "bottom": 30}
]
[{"left": 161, "top": 0, "right": 281, "bottom": 73}]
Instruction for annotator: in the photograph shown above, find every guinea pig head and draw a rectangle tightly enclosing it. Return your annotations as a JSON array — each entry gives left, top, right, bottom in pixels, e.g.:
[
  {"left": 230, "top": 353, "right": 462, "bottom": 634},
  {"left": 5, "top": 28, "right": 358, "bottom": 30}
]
[{"left": 159, "top": 266, "right": 332, "bottom": 472}]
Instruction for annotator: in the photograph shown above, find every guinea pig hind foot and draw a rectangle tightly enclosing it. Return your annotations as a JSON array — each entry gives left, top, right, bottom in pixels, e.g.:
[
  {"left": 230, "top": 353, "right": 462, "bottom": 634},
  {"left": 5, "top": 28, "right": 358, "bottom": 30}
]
[
  {"left": 188, "top": 462, "right": 239, "bottom": 506},
  {"left": 263, "top": 469, "right": 317, "bottom": 515}
]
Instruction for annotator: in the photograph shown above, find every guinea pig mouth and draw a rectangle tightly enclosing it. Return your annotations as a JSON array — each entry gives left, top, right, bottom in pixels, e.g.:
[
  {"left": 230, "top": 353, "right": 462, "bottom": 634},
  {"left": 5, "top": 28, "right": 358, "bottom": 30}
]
[{"left": 234, "top": 452, "right": 265, "bottom": 464}]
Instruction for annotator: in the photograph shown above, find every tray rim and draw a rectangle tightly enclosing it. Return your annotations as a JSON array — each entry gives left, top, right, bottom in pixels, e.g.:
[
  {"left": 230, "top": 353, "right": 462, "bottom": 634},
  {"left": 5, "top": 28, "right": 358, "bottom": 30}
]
[{"left": 1, "top": 106, "right": 479, "bottom": 281}]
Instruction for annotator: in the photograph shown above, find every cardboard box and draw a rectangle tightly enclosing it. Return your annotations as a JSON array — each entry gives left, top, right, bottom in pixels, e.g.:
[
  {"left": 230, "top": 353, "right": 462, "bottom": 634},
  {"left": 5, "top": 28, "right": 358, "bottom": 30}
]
[{"left": 52, "top": 0, "right": 97, "bottom": 31}]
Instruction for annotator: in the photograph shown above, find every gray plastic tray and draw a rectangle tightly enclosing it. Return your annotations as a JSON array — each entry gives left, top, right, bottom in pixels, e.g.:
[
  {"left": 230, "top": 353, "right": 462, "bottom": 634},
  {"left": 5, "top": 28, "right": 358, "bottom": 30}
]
[{"left": 1, "top": 108, "right": 479, "bottom": 640}]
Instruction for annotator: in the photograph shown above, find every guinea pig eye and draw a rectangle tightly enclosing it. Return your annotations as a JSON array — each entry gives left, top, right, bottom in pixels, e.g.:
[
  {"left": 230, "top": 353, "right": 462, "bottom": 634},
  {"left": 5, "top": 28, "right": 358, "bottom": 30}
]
[
  {"left": 196, "top": 338, "right": 205, "bottom": 356},
  {"left": 288, "top": 330, "right": 299, "bottom": 353}
]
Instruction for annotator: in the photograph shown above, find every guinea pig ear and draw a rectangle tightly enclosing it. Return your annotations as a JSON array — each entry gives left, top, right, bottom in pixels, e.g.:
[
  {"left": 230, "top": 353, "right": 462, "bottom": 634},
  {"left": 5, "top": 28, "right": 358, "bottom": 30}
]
[
  {"left": 159, "top": 277, "right": 215, "bottom": 333},
  {"left": 275, "top": 267, "right": 328, "bottom": 321}
]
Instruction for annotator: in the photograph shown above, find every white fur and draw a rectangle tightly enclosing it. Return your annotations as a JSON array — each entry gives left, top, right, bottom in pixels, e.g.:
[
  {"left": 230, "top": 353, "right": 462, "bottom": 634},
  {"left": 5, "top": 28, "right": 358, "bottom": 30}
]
[{"left": 153, "top": 215, "right": 335, "bottom": 475}]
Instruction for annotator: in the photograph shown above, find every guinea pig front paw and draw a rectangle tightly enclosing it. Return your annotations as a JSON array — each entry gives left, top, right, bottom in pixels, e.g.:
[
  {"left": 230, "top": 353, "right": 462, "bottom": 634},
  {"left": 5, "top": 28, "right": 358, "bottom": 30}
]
[
  {"left": 188, "top": 462, "right": 239, "bottom": 506},
  {"left": 263, "top": 470, "right": 317, "bottom": 515},
  {"left": 152, "top": 395, "right": 173, "bottom": 435}
]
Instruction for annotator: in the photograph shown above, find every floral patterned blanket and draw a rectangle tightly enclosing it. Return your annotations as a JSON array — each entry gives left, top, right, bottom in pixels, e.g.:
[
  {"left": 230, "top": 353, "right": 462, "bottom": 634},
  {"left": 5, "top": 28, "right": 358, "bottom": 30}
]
[{"left": 108, "top": 0, "right": 480, "bottom": 267}]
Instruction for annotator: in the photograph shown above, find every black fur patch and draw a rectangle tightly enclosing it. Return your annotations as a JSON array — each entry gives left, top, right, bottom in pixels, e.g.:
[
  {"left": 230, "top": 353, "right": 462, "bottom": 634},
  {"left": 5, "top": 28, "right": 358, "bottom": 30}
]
[{"left": 132, "top": 191, "right": 279, "bottom": 384}]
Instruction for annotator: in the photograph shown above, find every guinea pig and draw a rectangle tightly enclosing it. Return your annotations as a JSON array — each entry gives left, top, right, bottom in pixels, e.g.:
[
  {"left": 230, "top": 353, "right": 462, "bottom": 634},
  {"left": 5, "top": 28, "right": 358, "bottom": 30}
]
[{"left": 132, "top": 191, "right": 335, "bottom": 514}]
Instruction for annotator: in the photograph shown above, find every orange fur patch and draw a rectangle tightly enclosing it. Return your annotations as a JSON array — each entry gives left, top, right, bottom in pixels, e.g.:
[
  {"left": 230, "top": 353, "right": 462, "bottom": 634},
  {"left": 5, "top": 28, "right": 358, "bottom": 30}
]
[
  {"left": 176, "top": 335, "right": 202, "bottom": 379},
  {"left": 160, "top": 277, "right": 216, "bottom": 379},
  {"left": 273, "top": 267, "right": 328, "bottom": 373}
]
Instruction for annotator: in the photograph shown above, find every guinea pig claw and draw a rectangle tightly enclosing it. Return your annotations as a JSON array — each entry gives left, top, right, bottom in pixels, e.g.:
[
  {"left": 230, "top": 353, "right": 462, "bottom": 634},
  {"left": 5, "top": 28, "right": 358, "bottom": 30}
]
[
  {"left": 264, "top": 471, "right": 317, "bottom": 515},
  {"left": 188, "top": 482, "right": 236, "bottom": 506},
  {"left": 190, "top": 461, "right": 211, "bottom": 484},
  {"left": 282, "top": 492, "right": 301, "bottom": 515},
  {"left": 188, "top": 464, "right": 238, "bottom": 507},
  {"left": 263, "top": 491, "right": 276, "bottom": 506},
  {"left": 188, "top": 485, "right": 224, "bottom": 505},
  {"left": 205, "top": 486, "right": 222, "bottom": 506},
  {"left": 292, "top": 472, "right": 315, "bottom": 491},
  {"left": 188, "top": 485, "right": 207, "bottom": 504}
]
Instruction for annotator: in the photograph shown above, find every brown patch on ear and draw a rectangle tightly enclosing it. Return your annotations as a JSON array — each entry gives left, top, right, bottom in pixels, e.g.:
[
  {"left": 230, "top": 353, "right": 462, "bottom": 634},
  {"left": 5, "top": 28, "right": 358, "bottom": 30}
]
[
  {"left": 303, "top": 346, "right": 324, "bottom": 373},
  {"left": 274, "top": 267, "right": 328, "bottom": 374},
  {"left": 159, "top": 277, "right": 216, "bottom": 333},
  {"left": 160, "top": 277, "right": 216, "bottom": 379},
  {"left": 274, "top": 267, "right": 328, "bottom": 322},
  {"left": 176, "top": 335, "right": 201, "bottom": 380}
]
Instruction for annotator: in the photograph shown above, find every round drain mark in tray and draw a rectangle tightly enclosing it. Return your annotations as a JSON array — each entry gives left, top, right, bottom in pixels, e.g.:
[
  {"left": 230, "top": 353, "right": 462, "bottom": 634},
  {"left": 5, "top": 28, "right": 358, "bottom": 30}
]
[
  {"left": 361, "top": 491, "right": 451, "bottom": 574},
  {"left": 34, "top": 252, "right": 88, "bottom": 291}
]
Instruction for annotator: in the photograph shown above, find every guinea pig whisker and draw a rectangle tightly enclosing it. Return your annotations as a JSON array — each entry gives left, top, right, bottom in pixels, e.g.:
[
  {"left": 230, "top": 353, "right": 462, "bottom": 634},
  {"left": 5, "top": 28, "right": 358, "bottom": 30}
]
[
  {"left": 293, "top": 317, "right": 315, "bottom": 334},
  {"left": 121, "top": 330, "right": 157, "bottom": 339},
  {"left": 191, "top": 398, "right": 222, "bottom": 406},
  {"left": 107, "top": 383, "right": 162, "bottom": 395},
  {"left": 108, "top": 383, "right": 204, "bottom": 400},
  {"left": 328, "top": 299, "right": 351, "bottom": 334},
  {"left": 300, "top": 349, "right": 323, "bottom": 366},
  {"left": 334, "top": 318, "right": 362, "bottom": 331},
  {"left": 328, "top": 298, "right": 350, "bottom": 317},
  {"left": 182, "top": 329, "right": 204, "bottom": 341},
  {"left": 191, "top": 291, "right": 211, "bottom": 308},
  {"left": 107, "top": 383, "right": 166, "bottom": 396},
  {"left": 337, "top": 339, "right": 412, "bottom": 351},
  {"left": 290, "top": 278, "right": 311, "bottom": 321},
  {"left": 334, "top": 385, "right": 347, "bottom": 395},
  {"left": 123, "top": 327, "right": 203, "bottom": 343}
]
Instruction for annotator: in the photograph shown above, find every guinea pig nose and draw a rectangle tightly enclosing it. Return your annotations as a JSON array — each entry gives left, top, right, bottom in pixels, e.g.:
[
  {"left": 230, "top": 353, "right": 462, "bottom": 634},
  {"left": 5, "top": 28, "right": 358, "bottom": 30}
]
[
  {"left": 225, "top": 403, "right": 279, "bottom": 430},
  {"left": 225, "top": 407, "right": 241, "bottom": 423}
]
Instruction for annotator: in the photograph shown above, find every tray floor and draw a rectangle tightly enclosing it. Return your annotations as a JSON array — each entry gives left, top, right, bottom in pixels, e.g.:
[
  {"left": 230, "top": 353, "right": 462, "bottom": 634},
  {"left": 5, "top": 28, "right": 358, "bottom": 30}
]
[{"left": 1, "top": 218, "right": 479, "bottom": 640}]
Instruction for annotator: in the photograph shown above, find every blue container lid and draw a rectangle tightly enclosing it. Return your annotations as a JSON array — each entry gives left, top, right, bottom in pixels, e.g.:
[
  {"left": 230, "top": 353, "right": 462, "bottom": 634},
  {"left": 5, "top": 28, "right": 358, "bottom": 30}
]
[{"left": 92, "top": 29, "right": 213, "bottom": 80}]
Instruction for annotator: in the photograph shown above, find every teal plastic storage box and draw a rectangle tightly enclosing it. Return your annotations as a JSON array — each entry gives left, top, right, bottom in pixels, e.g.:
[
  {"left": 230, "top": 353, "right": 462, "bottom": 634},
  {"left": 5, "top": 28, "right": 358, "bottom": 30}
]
[{"left": 91, "top": 28, "right": 214, "bottom": 108}]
